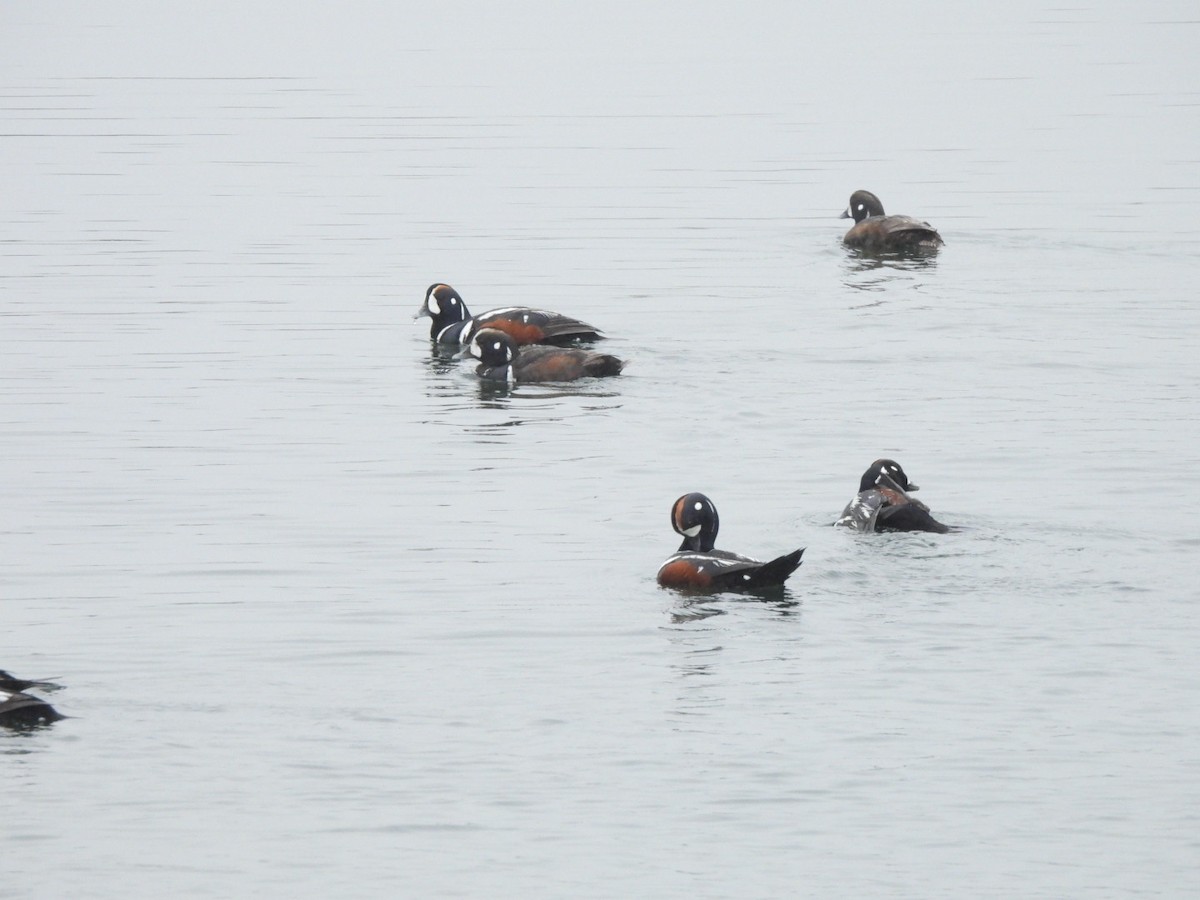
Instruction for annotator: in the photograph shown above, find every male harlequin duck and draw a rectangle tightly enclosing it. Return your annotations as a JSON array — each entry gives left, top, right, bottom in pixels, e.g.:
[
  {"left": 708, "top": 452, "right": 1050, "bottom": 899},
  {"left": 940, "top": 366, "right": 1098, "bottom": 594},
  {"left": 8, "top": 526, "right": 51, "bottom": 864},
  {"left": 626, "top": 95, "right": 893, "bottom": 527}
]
[
  {"left": 836, "top": 459, "right": 950, "bottom": 534},
  {"left": 840, "top": 190, "right": 944, "bottom": 253},
  {"left": 657, "top": 492, "right": 804, "bottom": 592},
  {"left": 0, "top": 670, "right": 65, "bottom": 730},
  {"left": 468, "top": 328, "right": 624, "bottom": 383},
  {"left": 415, "top": 283, "right": 604, "bottom": 348},
  {"left": 0, "top": 670, "right": 63, "bottom": 693}
]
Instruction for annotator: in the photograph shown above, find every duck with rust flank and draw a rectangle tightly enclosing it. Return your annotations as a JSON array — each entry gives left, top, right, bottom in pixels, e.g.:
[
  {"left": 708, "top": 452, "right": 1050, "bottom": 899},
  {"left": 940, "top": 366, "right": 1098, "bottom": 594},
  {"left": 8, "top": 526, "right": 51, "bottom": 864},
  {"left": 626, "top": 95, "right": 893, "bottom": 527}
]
[
  {"left": 841, "top": 190, "right": 943, "bottom": 253},
  {"left": 468, "top": 328, "right": 623, "bottom": 383},
  {"left": 836, "top": 459, "right": 950, "bottom": 533},
  {"left": 416, "top": 283, "right": 604, "bottom": 349},
  {"left": 657, "top": 493, "right": 804, "bottom": 592}
]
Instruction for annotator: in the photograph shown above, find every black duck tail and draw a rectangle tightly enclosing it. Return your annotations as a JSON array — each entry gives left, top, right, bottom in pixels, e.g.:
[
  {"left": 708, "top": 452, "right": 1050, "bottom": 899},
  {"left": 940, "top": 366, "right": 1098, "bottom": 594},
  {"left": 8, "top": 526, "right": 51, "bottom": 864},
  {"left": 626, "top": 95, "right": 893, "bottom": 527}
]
[
  {"left": 0, "top": 694, "right": 65, "bottom": 730},
  {"left": 745, "top": 547, "right": 805, "bottom": 588},
  {"left": 583, "top": 354, "right": 625, "bottom": 377},
  {"left": 0, "top": 670, "right": 63, "bottom": 693}
]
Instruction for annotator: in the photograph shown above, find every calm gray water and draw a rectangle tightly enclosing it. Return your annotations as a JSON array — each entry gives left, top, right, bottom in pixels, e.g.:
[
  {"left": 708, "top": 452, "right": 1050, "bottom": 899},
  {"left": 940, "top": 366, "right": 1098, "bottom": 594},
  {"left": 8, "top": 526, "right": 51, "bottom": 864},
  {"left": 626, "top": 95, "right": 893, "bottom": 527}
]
[{"left": 4, "top": 3, "right": 1199, "bottom": 897}]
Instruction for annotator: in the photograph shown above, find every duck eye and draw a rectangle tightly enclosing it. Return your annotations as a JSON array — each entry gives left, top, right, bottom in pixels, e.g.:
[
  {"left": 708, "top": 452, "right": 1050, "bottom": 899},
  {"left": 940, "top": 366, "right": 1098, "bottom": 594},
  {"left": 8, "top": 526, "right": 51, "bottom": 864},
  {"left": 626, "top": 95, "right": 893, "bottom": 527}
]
[
  {"left": 492, "top": 341, "right": 502, "bottom": 351},
  {"left": 693, "top": 501, "right": 703, "bottom": 511}
]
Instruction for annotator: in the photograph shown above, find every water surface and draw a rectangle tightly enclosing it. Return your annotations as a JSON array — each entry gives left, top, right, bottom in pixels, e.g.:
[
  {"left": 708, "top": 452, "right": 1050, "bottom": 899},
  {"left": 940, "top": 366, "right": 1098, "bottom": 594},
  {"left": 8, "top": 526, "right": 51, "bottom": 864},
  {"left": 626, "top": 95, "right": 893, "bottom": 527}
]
[{"left": 4, "top": 3, "right": 1199, "bottom": 897}]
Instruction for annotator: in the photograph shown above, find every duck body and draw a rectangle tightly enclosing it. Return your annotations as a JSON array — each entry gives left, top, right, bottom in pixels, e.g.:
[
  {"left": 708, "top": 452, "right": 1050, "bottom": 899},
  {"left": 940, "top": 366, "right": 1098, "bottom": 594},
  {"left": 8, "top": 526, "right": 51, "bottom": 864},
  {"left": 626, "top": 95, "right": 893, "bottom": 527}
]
[
  {"left": 469, "top": 328, "right": 624, "bottom": 383},
  {"left": 657, "top": 547, "right": 805, "bottom": 592},
  {"left": 0, "top": 669, "right": 62, "bottom": 693},
  {"left": 837, "top": 459, "right": 950, "bottom": 534},
  {"left": 0, "top": 670, "right": 65, "bottom": 729},
  {"left": 841, "top": 190, "right": 943, "bottom": 253},
  {"left": 656, "top": 492, "right": 804, "bottom": 593},
  {"left": 416, "top": 283, "right": 604, "bottom": 348},
  {"left": 0, "top": 691, "right": 64, "bottom": 729}
]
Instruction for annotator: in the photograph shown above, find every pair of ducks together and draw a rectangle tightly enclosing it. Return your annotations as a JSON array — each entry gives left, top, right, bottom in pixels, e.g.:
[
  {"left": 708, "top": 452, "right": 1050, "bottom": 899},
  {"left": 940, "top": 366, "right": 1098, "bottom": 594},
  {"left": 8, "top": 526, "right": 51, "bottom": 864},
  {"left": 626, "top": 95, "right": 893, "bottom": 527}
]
[
  {"left": 0, "top": 670, "right": 65, "bottom": 729},
  {"left": 416, "top": 190, "right": 942, "bottom": 384},
  {"left": 657, "top": 459, "right": 951, "bottom": 593},
  {"left": 415, "top": 283, "right": 622, "bottom": 384},
  {"left": 657, "top": 460, "right": 945, "bottom": 595}
]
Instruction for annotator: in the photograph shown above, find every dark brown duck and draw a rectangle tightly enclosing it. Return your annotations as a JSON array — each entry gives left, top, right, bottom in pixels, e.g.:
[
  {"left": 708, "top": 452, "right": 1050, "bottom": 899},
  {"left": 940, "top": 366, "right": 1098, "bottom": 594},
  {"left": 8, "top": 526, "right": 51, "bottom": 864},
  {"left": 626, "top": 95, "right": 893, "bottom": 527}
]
[
  {"left": 468, "top": 328, "right": 624, "bottom": 383},
  {"left": 841, "top": 190, "right": 943, "bottom": 253}
]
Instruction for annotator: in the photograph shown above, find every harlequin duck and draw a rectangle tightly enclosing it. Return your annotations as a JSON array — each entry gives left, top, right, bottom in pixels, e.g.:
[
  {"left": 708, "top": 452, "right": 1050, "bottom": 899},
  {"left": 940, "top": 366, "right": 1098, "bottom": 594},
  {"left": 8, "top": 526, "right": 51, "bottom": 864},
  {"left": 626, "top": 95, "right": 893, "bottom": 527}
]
[
  {"left": 836, "top": 459, "right": 949, "bottom": 534},
  {"left": 468, "top": 328, "right": 624, "bottom": 383},
  {"left": 415, "top": 283, "right": 604, "bottom": 348},
  {"left": 0, "top": 670, "right": 62, "bottom": 693},
  {"left": 657, "top": 492, "right": 804, "bottom": 592},
  {"left": 840, "top": 190, "right": 944, "bottom": 253},
  {"left": 0, "top": 670, "right": 65, "bottom": 729}
]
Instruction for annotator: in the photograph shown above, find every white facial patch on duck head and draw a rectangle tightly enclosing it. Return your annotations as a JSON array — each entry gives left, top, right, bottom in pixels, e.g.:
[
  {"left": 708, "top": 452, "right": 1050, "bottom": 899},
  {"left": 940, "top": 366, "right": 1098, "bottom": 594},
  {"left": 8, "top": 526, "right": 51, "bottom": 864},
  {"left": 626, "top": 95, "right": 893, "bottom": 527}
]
[{"left": 681, "top": 523, "right": 702, "bottom": 537}]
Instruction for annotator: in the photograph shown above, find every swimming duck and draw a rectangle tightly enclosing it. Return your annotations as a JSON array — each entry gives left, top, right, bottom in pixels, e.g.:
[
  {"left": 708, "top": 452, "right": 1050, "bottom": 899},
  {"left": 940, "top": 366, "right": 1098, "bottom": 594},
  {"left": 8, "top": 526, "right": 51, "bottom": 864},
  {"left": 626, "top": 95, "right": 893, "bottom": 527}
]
[
  {"left": 841, "top": 190, "right": 943, "bottom": 253},
  {"left": 468, "top": 328, "right": 624, "bottom": 383},
  {"left": 416, "top": 283, "right": 604, "bottom": 348},
  {"left": 0, "top": 670, "right": 65, "bottom": 729},
  {"left": 657, "top": 492, "right": 804, "bottom": 592},
  {"left": 836, "top": 459, "right": 949, "bottom": 533}
]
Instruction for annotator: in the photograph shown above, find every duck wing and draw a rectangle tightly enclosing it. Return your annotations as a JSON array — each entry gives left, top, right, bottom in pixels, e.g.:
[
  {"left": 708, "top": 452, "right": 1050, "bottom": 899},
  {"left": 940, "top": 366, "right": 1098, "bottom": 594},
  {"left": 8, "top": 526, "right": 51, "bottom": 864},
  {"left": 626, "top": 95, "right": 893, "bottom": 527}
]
[{"left": 469, "top": 307, "right": 603, "bottom": 346}]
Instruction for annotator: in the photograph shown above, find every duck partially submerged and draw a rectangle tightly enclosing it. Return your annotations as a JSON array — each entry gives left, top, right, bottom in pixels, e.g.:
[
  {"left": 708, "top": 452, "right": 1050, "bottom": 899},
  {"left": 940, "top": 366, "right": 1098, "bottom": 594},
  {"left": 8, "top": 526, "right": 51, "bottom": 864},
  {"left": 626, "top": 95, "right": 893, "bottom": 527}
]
[{"left": 836, "top": 459, "right": 950, "bottom": 534}]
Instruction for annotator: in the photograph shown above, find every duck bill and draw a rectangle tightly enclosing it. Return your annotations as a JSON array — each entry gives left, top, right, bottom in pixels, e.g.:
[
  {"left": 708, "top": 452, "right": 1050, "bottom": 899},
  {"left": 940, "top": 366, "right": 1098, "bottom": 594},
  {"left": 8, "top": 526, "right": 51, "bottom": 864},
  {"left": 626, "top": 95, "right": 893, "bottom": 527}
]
[
  {"left": 839, "top": 208, "right": 851, "bottom": 219},
  {"left": 413, "top": 305, "right": 430, "bottom": 322}
]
